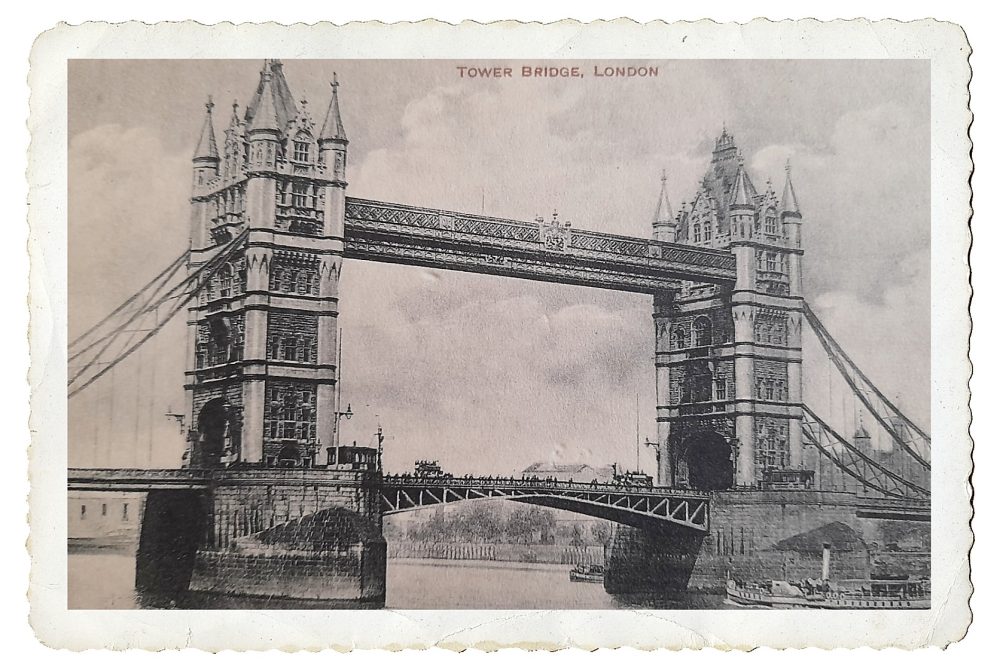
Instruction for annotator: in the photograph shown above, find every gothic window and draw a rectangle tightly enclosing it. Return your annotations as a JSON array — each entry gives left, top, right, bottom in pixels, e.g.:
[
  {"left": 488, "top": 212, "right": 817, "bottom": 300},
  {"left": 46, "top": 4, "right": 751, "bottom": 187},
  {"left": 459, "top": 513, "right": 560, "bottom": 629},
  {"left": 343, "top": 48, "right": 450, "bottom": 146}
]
[
  {"left": 292, "top": 183, "right": 309, "bottom": 208},
  {"left": 219, "top": 264, "right": 233, "bottom": 298},
  {"left": 266, "top": 387, "right": 315, "bottom": 441},
  {"left": 693, "top": 316, "right": 713, "bottom": 347},
  {"left": 776, "top": 380, "right": 786, "bottom": 401},
  {"left": 208, "top": 318, "right": 232, "bottom": 366},
  {"left": 295, "top": 270, "right": 309, "bottom": 294},
  {"left": 765, "top": 208, "right": 777, "bottom": 235},
  {"left": 672, "top": 326, "right": 688, "bottom": 350},
  {"left": 766, "top": 252, "right": 777, "bottom": 273},
  {"left": 763, "top": 379, "right": 775, "bottom": 400},
  {"left": 269, "top": 337, "right": 280, "bottom": 360},
  {"left": 693, "top": 223, "right": 702, "bottom": 243},
  {"left": 282, "top": 337, "right": 297, "bottom": 361},
  {"left": 280, "top": 269, "right": 292, "bottom": 293},
  {"left": 714, "top": 377, "right": 727, "bottom": 401},
  {"left": 704, "top": 221, "right": 713, "bottom": 240},
  {"left": 293, "top": 139, "right": 310, "bottom": 163},
  {"left": 295, "top": 337, "right": 305, "bottom": 362}
]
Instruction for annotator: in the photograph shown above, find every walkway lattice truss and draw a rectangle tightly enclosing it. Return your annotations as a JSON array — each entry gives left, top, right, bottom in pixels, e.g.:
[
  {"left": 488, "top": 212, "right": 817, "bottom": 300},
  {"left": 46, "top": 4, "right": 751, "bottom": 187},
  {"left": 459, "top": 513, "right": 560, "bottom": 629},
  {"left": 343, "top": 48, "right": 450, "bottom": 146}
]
[{"left": 381, "top": 477, "right": 710, "bottom": 531}]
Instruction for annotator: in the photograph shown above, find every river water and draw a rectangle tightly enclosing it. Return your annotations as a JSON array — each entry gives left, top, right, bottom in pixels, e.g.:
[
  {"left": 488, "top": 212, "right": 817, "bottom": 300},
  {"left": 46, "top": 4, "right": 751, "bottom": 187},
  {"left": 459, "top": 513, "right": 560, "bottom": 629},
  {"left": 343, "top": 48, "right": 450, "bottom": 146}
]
[{"left": 68, "top": 549, "right": 728, "bottom": 609}]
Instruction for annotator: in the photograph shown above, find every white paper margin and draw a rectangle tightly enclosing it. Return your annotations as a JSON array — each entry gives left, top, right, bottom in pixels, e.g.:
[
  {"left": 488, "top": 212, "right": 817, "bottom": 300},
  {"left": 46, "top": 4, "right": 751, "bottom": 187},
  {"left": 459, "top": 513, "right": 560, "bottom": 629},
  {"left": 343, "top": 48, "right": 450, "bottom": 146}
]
[{"left": 27, "top": 18, "right": 973, "bottom": 650}]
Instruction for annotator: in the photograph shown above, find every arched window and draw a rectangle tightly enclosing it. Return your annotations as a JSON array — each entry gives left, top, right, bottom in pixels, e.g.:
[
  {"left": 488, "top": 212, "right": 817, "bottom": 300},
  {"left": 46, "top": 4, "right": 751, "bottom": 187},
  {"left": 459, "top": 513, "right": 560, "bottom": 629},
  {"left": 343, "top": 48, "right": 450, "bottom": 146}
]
[
  {"left": 295, "top": 337, "right": 305, "bottom": 362},
  {"left": 293, "top": 133, "right": 310, "bottom": 163},
  {"left": 765, "top": 208, "right": 777, "bottom": 235},
  {"left": 693, "top": 223, "right": 702, "bottom": 243},
  {"left": 673, "top": 326, "right": 688, "bottom": 350},
  {"left": 219, "top": 264, "right": 233, "bottom": 298},
  {"left": 693, "top": 316, "right": 713, "bottom": 347},
  {"left": 279, "top": 269, "right": 291, "bottom": 293},
  {"left": 295, "top": 270, "right": 308, "bottom": 294},
  {"left": 282, "top": 337, "right": 296, "bottom": 361},
  {"left": 763, "top": 379, "right": 775, "bottom": 400},
  {"left": 714, "top": 377, "right": 727, "bottom": 401},
  {"left": 704, "top": 221, "right": 713, "bottom": 240}
]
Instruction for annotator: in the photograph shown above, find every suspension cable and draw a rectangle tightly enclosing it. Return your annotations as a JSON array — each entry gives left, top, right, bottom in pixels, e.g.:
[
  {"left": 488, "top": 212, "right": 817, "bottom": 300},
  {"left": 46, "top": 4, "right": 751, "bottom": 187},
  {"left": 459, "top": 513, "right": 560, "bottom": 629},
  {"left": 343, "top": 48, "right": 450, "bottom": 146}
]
[
  {"left": 69, "top": 249, "right": 189, "bottom": 350},
  {"left": 68, "top": 231, "right": 248, "bottom": 399},
  {"left": 803, "top": 301, "right": 930, "bottom": 468}
]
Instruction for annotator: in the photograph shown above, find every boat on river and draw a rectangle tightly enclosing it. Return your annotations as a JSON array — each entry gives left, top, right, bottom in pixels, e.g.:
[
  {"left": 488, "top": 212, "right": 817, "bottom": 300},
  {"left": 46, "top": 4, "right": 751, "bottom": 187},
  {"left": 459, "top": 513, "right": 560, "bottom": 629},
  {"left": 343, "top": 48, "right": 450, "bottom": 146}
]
[
  {"left": 724, "top": 542, "right": 930, "bottom": 609},
  {"left": 725, "top": 576, "right": 930, "bottom": 609},
  {"left": 569, "top": 564, "right": 605, "bottom": 583}
]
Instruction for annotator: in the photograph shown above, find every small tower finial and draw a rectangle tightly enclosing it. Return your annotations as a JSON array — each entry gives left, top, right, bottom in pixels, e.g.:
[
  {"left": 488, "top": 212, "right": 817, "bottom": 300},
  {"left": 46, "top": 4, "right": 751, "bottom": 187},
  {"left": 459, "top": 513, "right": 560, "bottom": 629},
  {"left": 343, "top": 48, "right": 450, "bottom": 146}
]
[
  {"left": 318, "top": 71, "right": 348, "bottom": 143},
  {"left": 660, "top": 168, "right": 667, "bottom": 184},
  {"left": 193, "top": 95, "right": 220, "bottom": 161},
  {"left": 780, "top": 156, "right": 801, "bottom": 216}
]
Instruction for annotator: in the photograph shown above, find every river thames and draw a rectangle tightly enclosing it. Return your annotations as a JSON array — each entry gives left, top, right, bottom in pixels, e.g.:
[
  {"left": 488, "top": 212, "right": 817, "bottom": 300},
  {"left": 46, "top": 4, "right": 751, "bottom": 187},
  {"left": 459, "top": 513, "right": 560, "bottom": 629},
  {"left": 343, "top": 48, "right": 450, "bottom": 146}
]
[{"left": 68, "top": 549, "right": 729, "bottom": 609}]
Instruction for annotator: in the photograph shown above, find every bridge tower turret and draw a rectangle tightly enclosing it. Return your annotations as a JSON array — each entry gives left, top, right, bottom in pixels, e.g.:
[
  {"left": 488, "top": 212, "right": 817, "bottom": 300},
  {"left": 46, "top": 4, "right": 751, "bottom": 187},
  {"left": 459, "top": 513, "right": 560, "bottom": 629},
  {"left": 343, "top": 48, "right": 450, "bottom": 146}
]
[
  {"left": 183, "top": 60, "right": 347, "bottom": 470},
  {"left": 653, "top": 130, "right": 806, "bottom": 490}
]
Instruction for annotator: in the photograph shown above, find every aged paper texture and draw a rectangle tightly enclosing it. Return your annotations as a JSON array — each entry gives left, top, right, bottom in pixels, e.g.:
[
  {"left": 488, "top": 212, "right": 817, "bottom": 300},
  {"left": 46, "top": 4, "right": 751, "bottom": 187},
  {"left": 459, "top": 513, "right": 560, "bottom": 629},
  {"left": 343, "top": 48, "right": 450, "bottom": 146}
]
[{"left": 28, "top": 19, "right": 972, "bottom": 650}]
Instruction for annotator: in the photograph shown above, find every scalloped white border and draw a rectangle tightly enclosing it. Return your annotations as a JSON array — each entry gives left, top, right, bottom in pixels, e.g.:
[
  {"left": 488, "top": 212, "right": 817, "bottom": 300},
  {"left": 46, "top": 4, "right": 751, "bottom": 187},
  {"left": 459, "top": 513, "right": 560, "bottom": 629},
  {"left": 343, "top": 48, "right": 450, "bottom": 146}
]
[{"left": 27, "top": 19, "right": 972, "bottom": 650}]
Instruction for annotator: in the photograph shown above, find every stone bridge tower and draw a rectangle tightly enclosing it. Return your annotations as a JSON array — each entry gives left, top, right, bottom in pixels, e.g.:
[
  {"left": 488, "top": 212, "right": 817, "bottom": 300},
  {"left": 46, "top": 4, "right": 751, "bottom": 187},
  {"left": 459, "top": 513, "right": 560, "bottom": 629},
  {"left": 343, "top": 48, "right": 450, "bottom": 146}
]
[
  {"left": 184, "top": 60, "right": 349, "bottom": 469},
  {"left": 651, "top": 130, "right": 805, "bottom": 489}
]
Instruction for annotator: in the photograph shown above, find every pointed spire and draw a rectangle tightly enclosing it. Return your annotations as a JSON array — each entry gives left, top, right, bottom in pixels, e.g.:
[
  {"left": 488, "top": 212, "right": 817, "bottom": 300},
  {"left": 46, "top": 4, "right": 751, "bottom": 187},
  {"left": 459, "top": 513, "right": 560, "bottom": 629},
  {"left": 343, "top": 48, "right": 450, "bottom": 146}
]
[
  {"left": 228, "top": 99, "right": 240, "bottom": 128},
  {"left": 653, "top": 169, "right": 674, "bottom": 223},
  {"left": 245, "top": 60, "right": 297, "bottom": 134},
  {"left": 318, "top": 72, "right": 348, "bottom": 143},
  {"left": 193, "top": 96, "right": 219, "bottom": 161},
  {"left": 781, "top": 159, "right": 801, "bottom": 215},
  {"left": 728, "top": 157, "right": 757, "bottom": 207},
  {"left": 854, "top": 412, "right": 871, "bottom": 440},
  {"left": 247, "top": 68, "right": 281, "bottom": 134}
]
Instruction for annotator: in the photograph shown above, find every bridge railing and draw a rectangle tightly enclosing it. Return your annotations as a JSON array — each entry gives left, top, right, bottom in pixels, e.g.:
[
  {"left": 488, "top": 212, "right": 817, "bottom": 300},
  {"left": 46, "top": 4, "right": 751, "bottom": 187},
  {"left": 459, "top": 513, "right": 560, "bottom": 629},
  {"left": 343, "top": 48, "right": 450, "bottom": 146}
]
[{"left": 381, "top": 474, "right": 710, "bottom": 498}]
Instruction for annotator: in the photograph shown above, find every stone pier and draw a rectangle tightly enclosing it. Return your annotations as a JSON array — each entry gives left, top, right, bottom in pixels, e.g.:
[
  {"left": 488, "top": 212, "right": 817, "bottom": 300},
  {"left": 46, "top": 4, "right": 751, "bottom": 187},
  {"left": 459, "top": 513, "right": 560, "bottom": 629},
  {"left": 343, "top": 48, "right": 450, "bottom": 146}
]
[
  {"left": 134, "top": 468, "right": 386, "bottom": 605},
  {"left": 604, "top": 490, "right": 930, "bottom": 594}
]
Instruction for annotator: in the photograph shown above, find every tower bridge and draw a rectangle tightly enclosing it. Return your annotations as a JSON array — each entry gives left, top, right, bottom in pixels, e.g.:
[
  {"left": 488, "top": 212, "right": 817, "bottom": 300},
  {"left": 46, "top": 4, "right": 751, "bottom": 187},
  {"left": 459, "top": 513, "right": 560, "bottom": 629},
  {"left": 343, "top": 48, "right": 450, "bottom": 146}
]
[{"left": 68, "top": 60, "right": 931, "bottom": 605}]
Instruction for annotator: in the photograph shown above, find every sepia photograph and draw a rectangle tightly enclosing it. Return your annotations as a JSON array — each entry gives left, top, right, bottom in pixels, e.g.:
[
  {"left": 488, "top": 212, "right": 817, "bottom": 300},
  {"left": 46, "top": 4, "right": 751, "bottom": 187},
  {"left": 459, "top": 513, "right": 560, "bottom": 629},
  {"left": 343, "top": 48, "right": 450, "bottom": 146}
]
[{"left": 63, "top": 56, "right": 935, "bottom": 611}]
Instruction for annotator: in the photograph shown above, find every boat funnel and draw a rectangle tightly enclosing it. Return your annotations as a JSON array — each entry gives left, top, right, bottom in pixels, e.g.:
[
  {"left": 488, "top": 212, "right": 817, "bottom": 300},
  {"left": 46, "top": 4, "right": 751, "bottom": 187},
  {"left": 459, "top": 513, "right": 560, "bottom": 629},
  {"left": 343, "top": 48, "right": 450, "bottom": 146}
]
[{"left": 821, "top": 542, "right": 831, "bottom": 581}]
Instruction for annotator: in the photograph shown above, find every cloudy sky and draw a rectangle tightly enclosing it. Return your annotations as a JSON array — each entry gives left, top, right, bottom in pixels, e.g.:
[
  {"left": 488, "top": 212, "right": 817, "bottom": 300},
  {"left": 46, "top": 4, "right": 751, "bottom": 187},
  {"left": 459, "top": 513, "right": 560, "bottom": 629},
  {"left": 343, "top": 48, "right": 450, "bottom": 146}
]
[{"left": 68, "top": 59, "right": 930, "bottom": 473}]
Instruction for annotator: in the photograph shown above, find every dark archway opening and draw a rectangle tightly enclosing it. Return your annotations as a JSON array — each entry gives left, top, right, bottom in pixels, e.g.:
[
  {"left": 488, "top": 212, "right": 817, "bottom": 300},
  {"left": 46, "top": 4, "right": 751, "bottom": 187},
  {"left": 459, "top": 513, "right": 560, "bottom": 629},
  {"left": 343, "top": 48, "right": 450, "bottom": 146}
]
[
  {"left": 682, "top": 432, "right": 734, "bottom": 491},
  {"left": 276, "top": 444, "right": 302, "bottom": 467},
  {"left": 192, "top": 398, "right": 228, "bottom": 468}
]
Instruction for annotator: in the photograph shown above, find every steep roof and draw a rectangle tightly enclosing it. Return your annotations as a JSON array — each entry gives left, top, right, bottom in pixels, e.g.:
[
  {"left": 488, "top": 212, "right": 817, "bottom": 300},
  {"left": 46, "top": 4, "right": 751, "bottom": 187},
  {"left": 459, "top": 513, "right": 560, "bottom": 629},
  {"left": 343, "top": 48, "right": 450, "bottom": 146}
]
[
  {"left": 781, "top": 160, "right": 801, "bottom": 215},
  {"left": 774, "top": 521, "right": 868, "bottom": 553},
  {"left": 192, "top": 98, "right": 219, "bottom": 161},
  {"left": 318, "top": 74, "right": 348, "bottom": 142},
  {"left": 522, "top": 462, "right": 591, "bottom": 474},
  {"left": 653, "top": 170, "right": 674, "bottom": 223},
  {"left": 244, "top": 59, "right": 298, "bottom": 135},
  {"left": 728, "top": 161, "right": 758, "bottom": 207}
]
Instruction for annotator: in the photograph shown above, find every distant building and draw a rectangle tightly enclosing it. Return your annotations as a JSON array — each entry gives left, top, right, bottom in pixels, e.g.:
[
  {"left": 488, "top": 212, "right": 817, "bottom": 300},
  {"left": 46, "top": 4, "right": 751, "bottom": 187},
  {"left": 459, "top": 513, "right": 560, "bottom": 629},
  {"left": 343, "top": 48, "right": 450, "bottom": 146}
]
[
  {"left": 68, "top": 492, "right": 142, "bottom": 546},
  {"left": 520, "top": 462, "right": 614, "bottom": 483}
]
